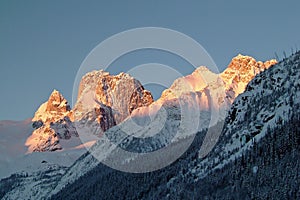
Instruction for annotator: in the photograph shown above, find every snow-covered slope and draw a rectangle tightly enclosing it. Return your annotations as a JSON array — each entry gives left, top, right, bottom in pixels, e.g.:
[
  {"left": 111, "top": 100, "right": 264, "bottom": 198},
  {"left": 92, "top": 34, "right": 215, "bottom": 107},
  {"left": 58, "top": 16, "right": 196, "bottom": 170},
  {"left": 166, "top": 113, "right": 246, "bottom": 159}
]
[
  {"left": 187, "top": 51, "right": 300, "bottom": 180},
  {"left": 0, "top": 164, "right": 67, "bottom": 200}
]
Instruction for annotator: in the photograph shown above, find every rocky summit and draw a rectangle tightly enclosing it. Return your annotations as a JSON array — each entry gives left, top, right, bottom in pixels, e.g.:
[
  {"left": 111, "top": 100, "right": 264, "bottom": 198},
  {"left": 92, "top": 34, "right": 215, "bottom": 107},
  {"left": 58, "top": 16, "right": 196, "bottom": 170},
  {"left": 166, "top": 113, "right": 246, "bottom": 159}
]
[
  {"left": 73, "top": 70, "right": 154, "bottom": 136},
  {"left": 221, "top": 54, "right": 277, "bottom": 100},
  {"left": 26, "top": 90, "right": 76, "bottom": 152}
]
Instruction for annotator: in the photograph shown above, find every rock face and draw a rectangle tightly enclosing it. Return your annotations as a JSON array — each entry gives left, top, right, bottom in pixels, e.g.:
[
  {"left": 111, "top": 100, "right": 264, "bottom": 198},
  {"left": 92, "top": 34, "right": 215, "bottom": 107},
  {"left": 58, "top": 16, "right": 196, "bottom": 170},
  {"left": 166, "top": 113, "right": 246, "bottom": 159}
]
[
  {"left": 32, "top": 90, "right": 74, "bottom": 122},
  {"left": 221, "top": 54, "right": 277, "bottom": 100},
  {"left": 74, "top": 70, "right": 154, "bottom": 136},
  {"left": 75, "top": 70, "right": 153, "bottom": 122},
  {"left": 26, "top": 90, "right": 77, "bottom": 152}
]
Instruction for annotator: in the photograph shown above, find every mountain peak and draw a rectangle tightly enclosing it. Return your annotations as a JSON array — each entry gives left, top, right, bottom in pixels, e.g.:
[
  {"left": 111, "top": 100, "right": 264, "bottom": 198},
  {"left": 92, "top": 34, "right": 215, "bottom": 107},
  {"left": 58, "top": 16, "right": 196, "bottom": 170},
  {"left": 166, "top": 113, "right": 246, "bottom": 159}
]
[
  {"left": 49, "top": 89, "right": 63, "bottom": 98},
  {"left": 194, "top": 66, "right": 211, "bottom": 72},
  {"left": 221, "top": 54, "right": 277, "bottom": 98},
  {"left": 228, "top": 54, "right": 259, "bottom": 70},
  {"left": 27, "top": 90, "right": 76, "bottom": 152},
  {"left": 75, "top": 69, "right": 154, "bottom": 125},
  {"left": 32, "top": 90, "right": 71, "bottom": 122},
  {"left": 226, "top": 54, "right": 277, "bottom": 72},
  {"left": 46, "top": 89, "right": 70, "bottom": 113}
]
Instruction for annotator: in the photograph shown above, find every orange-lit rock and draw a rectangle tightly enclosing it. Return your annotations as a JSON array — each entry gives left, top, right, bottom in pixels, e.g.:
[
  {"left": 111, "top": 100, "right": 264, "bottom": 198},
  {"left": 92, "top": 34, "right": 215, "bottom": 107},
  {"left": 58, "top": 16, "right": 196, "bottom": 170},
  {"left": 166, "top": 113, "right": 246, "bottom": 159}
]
[
  {"left": 27, "top": 90, "right": 76, "bottom": 152},
  {"left": 221, "top": 54, "right": 277, "bottom": 100},
  {"left": 74, "top": 70, "right": 154, "bottom": 136}
]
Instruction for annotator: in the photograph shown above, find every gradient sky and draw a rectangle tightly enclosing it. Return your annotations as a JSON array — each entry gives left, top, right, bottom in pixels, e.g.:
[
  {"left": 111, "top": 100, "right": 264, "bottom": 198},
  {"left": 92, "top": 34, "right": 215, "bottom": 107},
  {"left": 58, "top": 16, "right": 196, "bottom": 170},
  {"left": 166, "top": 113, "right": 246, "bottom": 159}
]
[{"left": 1, "top": 0, "right": 300, "bottom": 120}]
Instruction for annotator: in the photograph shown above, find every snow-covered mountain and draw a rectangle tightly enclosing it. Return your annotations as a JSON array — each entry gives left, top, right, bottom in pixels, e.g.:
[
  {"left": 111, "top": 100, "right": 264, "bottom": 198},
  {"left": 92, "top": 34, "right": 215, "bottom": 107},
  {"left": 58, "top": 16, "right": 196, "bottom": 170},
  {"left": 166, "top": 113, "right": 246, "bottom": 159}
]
[
  {"left": 24, "top": 54, "right": 276, "bottom": 154},
  {"left": 1, "top": 53, "right": 286, "bottom": 199},
  {"left": 47, "top": 52, "right": 299, "bottom": 200}
]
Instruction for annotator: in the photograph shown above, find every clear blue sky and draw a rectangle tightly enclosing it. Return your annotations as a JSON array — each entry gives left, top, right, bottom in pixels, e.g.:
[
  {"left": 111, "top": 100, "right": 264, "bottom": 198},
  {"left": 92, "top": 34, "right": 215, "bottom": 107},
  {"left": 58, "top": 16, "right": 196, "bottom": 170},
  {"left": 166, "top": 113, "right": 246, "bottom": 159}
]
[{"left": 1, "top": 0, "right": 300, "bottom": 120}]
